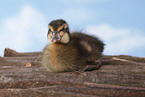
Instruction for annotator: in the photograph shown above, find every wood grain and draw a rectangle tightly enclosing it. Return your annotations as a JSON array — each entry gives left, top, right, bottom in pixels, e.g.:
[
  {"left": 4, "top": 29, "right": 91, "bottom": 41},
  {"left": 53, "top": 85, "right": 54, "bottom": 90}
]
[{"left": 0, "top": 48, "right": 145, "bottom": 97}]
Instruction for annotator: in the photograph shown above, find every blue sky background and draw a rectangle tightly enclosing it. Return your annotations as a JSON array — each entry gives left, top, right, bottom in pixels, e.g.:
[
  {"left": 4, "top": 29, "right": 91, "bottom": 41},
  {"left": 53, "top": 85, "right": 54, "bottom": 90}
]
[{"left": 0, "top": 0, "right": 145, "bottom": 57}]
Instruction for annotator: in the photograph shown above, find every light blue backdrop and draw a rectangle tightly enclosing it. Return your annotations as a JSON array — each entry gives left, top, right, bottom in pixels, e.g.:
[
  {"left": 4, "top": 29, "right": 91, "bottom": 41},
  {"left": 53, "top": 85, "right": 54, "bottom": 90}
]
[{"left": 0, "top": 0, "right": 145, "bottom": 57}]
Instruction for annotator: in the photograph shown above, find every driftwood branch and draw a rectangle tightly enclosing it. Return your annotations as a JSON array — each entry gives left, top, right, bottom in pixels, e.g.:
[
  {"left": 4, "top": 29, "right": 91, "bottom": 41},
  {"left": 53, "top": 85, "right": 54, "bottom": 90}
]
[
  {"left": 0, "top": 48, "right": 145, "bottom": 97},
  {"left": 4, "top": 48, "right": 41, "bottom": 57}
]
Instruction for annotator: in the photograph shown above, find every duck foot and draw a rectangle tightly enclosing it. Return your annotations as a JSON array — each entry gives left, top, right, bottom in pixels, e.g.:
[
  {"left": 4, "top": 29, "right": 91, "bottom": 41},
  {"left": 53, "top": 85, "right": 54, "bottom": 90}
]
[
  {"left": 80, "top": 64, "right": 101, "bottom": 72},
  {"left": 79, "top": 59, "right": 102, "bottom": 72}
]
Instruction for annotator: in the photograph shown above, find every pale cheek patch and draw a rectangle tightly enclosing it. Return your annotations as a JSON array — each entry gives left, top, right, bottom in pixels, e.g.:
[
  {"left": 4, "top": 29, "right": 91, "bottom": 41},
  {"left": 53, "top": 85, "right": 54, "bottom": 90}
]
[
  {"left": 80, "top": 41, "right": 92, "bottom": 52},
  {"left": 48, "top": 33, "right": 53, "bottom": 43},
  {"left": 61, "top": 33, "right": 70, "bottom": 43}
]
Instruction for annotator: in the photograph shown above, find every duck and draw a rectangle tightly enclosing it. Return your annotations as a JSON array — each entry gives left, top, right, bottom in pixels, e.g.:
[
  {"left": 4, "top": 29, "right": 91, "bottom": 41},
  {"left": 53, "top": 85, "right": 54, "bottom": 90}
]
[{"left": 41, "top": 19, "right": 105, "bottom": 73}]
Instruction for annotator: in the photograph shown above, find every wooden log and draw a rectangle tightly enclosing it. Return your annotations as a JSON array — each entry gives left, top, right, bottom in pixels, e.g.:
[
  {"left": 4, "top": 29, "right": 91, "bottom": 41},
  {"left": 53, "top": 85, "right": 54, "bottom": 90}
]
[
  {"left": 1, "top": 48, "right": 145, "bottom": 97},
  {"left": 4, "top": 48, "right": 41, "bottom": 57}
]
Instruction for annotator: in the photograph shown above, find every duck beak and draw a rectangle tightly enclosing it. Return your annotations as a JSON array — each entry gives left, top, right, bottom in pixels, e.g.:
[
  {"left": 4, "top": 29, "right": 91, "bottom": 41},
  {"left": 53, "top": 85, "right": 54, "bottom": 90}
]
[{"left": 51, "top": 31, "right": 61, "bottom": 42}]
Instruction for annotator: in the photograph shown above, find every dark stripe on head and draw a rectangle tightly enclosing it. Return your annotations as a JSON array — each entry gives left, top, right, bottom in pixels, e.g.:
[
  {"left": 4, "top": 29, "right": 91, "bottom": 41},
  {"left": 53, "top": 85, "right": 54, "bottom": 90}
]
[{"left": 49, "top": 19, "right": 67, "bottom": 31}]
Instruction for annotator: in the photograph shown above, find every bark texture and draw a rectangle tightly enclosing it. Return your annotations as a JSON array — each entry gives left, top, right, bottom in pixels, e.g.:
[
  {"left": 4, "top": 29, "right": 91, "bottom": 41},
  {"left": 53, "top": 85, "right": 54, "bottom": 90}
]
[{"left": 0, "top": 48, "right": 145, "bottom": 97}]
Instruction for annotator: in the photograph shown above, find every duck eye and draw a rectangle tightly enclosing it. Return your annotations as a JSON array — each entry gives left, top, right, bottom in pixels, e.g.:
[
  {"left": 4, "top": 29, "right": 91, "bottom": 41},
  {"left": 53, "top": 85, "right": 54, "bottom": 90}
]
[
  {"left": 49, "top": 29, "right": 52, "bottom": 32},
  {"left": 62, "top": 27, "right": 68, "bottom": 31}
]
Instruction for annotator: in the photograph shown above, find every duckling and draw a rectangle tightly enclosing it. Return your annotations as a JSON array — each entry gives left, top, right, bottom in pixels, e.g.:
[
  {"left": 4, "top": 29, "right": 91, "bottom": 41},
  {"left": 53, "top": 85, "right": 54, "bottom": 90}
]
[{"left": 41, "top": 19, "right": 105, "bottom": 73}]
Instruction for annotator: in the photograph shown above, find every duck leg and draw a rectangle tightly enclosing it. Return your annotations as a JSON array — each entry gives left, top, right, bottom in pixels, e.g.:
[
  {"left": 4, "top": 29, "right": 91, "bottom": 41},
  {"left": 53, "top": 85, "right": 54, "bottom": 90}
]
[{"left": 79, "top": 58, "right": 102, "bottom": 72}]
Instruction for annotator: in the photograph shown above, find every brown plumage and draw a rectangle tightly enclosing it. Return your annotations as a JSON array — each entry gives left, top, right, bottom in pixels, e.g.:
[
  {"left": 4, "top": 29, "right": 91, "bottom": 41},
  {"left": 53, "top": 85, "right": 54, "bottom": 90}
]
[{"left": 42, "top": 19, "right": 105, "bottom": 72}]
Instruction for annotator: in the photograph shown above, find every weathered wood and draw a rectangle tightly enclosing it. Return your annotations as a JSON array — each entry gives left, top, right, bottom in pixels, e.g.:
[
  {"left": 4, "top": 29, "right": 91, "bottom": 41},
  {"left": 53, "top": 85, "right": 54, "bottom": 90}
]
[
  {"left": 4, "top": 48, "right": 41, "bottom": 57},
  {"left": 0, "top": 48, "right": 145, "bottom": 97},
  {"left": 104, "top": 55, "right": 145, "bottom": 63}
]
